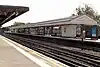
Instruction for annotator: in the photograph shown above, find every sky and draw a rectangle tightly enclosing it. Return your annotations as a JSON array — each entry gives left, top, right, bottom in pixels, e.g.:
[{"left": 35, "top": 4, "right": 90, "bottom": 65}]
[{"left": 1, "top": 0, "right": 100, "bottom": 27}]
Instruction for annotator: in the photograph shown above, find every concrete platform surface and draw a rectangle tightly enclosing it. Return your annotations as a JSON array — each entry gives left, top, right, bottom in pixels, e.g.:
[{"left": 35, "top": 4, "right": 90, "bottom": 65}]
[{"left": 0, "top": 35, "right": 41, "bottom": 67}]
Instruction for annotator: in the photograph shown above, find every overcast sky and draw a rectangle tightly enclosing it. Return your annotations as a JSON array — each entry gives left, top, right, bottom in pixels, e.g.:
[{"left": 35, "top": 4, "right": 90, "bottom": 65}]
[{"left": 1, "top": 0, "right": 100, "bottom": 27}]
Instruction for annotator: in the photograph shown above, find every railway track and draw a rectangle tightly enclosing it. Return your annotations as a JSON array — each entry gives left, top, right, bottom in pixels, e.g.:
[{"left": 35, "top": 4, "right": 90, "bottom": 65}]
[{"left": 3, "top": 34, "right": 100, "bottom": 67}]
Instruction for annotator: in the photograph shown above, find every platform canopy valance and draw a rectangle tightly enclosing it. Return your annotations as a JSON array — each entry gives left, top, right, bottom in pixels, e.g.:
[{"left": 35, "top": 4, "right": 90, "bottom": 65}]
[{"left": 0, "top": 5, "right": 29, "bottom": 26}]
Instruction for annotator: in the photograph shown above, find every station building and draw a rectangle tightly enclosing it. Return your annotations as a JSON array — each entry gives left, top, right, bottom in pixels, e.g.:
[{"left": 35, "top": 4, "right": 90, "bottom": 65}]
[{"left": 8, "top": 15, "right": 97, "bottom": 38}]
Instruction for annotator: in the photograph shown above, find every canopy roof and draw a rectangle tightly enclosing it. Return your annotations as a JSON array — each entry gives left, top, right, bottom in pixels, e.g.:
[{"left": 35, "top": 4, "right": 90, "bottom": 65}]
[
  {"left": 0, "top": 5, "right": 29, "bottom": 26},
  {"left": 9, "top": 15, "right": 98, "bottom": 29}
]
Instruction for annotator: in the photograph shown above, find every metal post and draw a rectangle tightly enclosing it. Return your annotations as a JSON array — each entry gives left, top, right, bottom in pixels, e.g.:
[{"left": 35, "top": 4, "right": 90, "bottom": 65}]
[{"left": 81, "top": 24, "right": 84, "bottom": 49}]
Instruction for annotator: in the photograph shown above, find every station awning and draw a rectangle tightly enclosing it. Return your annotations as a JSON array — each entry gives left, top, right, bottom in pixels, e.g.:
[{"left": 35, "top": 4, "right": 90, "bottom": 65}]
[{"left": 0, "top": 5, "right": 29, "bottom": 26}]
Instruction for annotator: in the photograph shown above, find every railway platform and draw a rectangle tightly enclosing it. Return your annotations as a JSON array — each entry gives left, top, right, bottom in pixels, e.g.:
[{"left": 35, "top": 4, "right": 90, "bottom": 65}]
[
  {"left": 43, "top": 35, "right": 100, "bottom": 42},
  {"left": 0, "top": 35, "right": 40, "bottom": 67},
  {"left": 0, "top": 35, "right": 68, "bottom": 67}
]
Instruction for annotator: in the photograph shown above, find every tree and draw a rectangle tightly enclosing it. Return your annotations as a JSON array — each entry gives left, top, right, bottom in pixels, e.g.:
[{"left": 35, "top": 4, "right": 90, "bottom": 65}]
[
  {"left": 13, "top": 22, "right": 25, "bottom": 26},
  {"left": 74, "top": 4, "right": 100, "bottom": 23}
]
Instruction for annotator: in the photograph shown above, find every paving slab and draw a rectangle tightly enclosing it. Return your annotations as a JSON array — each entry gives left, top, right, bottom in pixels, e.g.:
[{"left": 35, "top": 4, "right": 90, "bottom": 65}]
[{"left": 0, "top": 35, "right": 40, "bottom": 67}]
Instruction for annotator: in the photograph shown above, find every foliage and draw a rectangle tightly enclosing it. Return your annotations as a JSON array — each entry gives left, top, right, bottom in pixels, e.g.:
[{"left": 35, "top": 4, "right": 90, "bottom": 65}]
[
  {"left": 13, "top": 22, "right": 25, "bottom": 26},
  {"left": 74, "top": 4, "right": 100, "bottom": 23}
]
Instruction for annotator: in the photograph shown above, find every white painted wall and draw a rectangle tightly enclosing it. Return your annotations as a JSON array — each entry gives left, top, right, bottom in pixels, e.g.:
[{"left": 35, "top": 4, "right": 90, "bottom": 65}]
[
  {"left": 70, "top": 15, "right": 97, "bottom": 25},
  {"left": 61, "top": 25, "right": 76, "bottom": 37}
]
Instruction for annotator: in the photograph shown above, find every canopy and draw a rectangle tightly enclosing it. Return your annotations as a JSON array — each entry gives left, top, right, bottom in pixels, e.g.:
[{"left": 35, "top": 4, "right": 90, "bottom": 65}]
[{"left": 0, "top": 5, "right": 29, "bottom": 26}]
